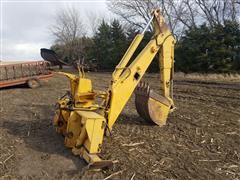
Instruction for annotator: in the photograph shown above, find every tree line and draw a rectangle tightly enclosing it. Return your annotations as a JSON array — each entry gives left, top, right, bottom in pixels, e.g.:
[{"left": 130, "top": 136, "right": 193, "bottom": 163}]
[{"left": 50, "top": 2, "right": 240, "bottom": 73}]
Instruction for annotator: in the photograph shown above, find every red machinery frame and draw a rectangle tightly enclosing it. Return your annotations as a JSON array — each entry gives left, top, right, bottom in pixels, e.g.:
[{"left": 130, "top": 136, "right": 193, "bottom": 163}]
[{"left": 0, "top": 61, "right": 53, "bottom": 88}]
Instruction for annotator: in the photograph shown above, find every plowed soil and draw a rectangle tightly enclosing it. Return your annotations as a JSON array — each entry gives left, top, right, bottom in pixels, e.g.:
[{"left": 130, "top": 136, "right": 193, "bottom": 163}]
[{"left": 0, "top": 72, "right": 239, "bottom": 180}]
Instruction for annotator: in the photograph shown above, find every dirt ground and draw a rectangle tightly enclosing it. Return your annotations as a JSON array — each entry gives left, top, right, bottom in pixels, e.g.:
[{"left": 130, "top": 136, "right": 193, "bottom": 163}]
[{"left": 0, "top": 72, "right": 239, "bottom": 180}]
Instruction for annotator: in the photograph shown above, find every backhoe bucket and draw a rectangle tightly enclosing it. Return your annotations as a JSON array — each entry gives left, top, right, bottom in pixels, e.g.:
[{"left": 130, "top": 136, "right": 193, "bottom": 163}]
[{"left": 135, "top": 82, "right": 172, "bottom": 126}]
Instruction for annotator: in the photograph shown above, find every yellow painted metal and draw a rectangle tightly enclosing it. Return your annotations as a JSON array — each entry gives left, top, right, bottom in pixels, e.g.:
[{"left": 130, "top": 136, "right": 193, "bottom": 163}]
[
  {"left": 147, "top": 97, "right": 171, "bottom": 126},
  {"left": 53, "top": 9, "right": 175, "bottom": 168},
  {"left": 106, "top": 8, "right": 175, "bottom": 129},
  {"left": 64, "top": 111, "right": 82, "bottom": 148},
  {"left": 74, "top": 78, "right": 95, "bottom": 107},
  {"left": 57, "top": 72, "right": 78, "bottom": 95},
  {"left": 112, "top": 34, "right": 144, "bottom": 82},
  {"left": 54, "top": 70, "right": 111, "bottom": 167},
  {"left": 160, "top": 36, "right": 175, "bottom": 99},
  {"left": 75, "top": 111, "right": 105, "bottom": 153}
]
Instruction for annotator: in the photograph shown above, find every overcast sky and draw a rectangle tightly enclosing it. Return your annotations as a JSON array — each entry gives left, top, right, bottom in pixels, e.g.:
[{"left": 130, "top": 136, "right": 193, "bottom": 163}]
[{"left": 1, "top": 0, "right": 111, "bottom": 61}]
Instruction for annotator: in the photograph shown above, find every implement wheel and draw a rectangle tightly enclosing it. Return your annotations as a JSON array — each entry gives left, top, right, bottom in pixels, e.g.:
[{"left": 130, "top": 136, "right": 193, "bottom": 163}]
[{"left": 27, "top": 78, "right": 40, "bottom": 89}]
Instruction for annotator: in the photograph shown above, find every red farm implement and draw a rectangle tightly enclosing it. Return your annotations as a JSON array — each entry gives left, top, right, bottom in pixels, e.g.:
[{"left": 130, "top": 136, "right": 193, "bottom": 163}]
[{"left": 0, "top": 61, "right": 52, "bottom": 88}]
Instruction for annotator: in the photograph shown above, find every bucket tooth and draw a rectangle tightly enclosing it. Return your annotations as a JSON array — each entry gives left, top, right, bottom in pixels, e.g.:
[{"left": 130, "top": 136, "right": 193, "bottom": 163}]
[{"left": 135, "top": 81, "right": 172, "bottom": 126}]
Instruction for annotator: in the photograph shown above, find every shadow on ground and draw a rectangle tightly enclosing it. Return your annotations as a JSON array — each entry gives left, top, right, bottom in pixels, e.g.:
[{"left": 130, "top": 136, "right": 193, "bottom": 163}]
[{"left": 1, "top": 103, "right": 88, "bottom": 177}]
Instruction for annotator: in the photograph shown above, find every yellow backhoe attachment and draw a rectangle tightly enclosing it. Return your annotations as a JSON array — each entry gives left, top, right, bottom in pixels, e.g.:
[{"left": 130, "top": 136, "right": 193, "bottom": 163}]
[{"left": 53, "top": 9, "right": 175, "bottom": 168}]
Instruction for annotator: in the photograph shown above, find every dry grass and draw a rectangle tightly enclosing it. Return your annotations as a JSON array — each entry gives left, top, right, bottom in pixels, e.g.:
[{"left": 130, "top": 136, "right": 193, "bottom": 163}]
[
  {"left": 175, "top": 72, "right": 240, "bottom": 82},
  {"left": 52, "top": 66, "right": 240, "bottom": 82}
]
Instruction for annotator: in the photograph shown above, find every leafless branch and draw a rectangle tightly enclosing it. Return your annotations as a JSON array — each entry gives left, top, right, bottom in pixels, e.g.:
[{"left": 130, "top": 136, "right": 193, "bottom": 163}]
[
  {"left": 50, "top": 6, "right": 86, "bottom": 44},
  {"left": 107, "top": 0, "right": 240, "bottom": 39}
]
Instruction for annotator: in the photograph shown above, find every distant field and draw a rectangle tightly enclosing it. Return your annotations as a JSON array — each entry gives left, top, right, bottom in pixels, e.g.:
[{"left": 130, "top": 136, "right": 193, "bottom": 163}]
[
  {"left": 175, "top": 72, "right": 240, "bottom": 82},
  {"left": 0, "top": 60, "right": 42, "bottom": 66}
]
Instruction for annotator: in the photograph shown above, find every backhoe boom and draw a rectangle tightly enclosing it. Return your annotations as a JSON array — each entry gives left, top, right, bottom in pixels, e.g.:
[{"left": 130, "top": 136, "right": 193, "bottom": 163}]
[{"left": 107, "top": 9, "right": 175, "bottom": 129}]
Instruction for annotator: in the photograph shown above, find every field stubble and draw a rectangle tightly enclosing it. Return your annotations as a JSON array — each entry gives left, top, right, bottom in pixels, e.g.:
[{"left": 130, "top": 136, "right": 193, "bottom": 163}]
[{"left": 0, "top": 72, "right": 239, "bottom": 179}]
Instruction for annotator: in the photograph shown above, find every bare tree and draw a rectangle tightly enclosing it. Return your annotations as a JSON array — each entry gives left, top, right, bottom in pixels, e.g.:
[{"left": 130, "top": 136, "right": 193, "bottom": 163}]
[
  {"left": 50, "top": 7, "right": 87, "bottom": 63},
  {"left": 107, "top": 0, "right": 240, "bottom": 39},
  {"left": 107, "top": 0, "right": 158, "bottom": 31},
  {"left": 194, "top": 0, "right": 240, "bottom": 26},
  {"left": 107, "top": 0, "right": 198, "bottom": 39},
  {"left": 85, "top": 11, "right": 103, "bottom": 36},
  {"left": 161, "top": 0, "right": 198, "bottom": 39},
  {"left": 51, "top": 6, "right": 86, "bottom": 44}
]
